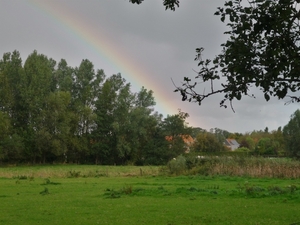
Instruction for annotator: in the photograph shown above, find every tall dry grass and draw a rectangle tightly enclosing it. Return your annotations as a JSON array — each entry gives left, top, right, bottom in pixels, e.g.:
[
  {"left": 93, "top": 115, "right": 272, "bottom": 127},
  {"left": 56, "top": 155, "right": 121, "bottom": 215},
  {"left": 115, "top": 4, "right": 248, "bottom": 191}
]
[
  {"left": 188, "top": 156, "right": 300, "bottom": 178},
  {"left": 165, "top": 155, "right": 300, "bottom": 178},
  {"left": 0, "top": 165, "right": 160, "bottom": 178}
]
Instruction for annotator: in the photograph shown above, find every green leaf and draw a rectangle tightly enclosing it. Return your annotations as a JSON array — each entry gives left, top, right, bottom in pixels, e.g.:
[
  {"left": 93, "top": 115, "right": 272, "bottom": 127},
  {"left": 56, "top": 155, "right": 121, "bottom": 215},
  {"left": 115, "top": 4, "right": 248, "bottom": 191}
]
[
  {"left": 221, "top": 15, "right": 225, "bottom": 22},
  {"left": 264, "top": 93, "right": 270, "bottom": 101}
]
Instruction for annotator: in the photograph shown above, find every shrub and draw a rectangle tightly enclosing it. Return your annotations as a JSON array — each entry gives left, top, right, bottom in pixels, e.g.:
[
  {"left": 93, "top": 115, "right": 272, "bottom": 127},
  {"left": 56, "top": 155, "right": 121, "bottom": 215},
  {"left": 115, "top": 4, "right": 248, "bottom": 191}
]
[
  {"left": 268, "top": 185, "right": 285, "bottom": 195},
  {"left": 104, "top": 189, "right": 121, "bottom": 199},
  {"left": 40, "top": 187, "right": 49, "bottom": 195},
  {"left": 41, "top": 178, "right": 61, "bottom": 185},
  {"left": 67, "top": 170, "right": 81, "bottom": 178},
  {"left": 121, "top": 185, "right": 133, "bottom": 195},
  {"left": 167, "top": 155, "right": 186, "bottom": 175}
]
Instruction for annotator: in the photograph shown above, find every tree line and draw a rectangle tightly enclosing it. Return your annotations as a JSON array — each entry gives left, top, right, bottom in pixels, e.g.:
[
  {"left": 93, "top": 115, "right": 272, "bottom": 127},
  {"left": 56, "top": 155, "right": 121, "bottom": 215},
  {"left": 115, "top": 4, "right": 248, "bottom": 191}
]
[
  {"left": 0, "top": 50, "right": 191, "bottom": 165},
  {"left": 191, "top": 114, "right": 300, "bottom": 159},
  {"left": 1, "top": 50, "right": 299, "bottom": 165}
]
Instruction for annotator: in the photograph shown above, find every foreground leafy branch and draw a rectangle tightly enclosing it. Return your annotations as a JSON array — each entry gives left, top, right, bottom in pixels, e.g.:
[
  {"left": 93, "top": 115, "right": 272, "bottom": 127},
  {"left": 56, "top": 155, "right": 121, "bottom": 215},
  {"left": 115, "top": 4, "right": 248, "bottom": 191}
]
[{"left": 175, "top": 0, "right": 300, "bottom": 108}]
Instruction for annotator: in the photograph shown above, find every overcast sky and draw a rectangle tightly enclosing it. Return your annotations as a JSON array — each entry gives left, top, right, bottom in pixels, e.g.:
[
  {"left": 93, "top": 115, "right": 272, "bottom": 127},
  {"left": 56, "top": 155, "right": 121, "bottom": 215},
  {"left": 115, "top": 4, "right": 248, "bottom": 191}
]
[{"left": 1, "top": 0, "right": 299, "bottom": 133}]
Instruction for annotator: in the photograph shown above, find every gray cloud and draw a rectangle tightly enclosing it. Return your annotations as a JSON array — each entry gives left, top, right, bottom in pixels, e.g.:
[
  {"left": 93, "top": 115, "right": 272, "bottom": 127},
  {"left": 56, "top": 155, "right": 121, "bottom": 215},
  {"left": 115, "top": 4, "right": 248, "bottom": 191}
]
[{"left": 0, "top": 1, "right": 298, "bottom": 133}]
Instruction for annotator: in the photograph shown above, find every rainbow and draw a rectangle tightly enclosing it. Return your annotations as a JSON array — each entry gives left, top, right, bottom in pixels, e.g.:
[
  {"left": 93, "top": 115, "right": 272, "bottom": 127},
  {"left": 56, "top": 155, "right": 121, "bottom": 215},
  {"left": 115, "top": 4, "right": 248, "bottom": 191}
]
[{"left": 27, "top": 0, "right": 181, "bottom": 118}]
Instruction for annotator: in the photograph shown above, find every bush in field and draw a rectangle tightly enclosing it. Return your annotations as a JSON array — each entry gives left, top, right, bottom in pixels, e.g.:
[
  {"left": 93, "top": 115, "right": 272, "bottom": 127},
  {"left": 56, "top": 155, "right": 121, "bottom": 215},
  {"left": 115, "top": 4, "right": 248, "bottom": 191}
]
[
  {"left": 167, "top": 155, "right": 186, "bottom": 175},
  {"left": 104, "top": 189, "right": 121, "bottom": 199},
  {"left": 185, "top": 154, "right": 200, "bottom": 169},
  {"left": 121, "top": 185, "right": 133, "bottom": 195},
  {"left": 40, "top": 187, "right": 49, "bottom": 195},
  {"left": 67, "top": 170, "right": 81, "bottom": 178}
]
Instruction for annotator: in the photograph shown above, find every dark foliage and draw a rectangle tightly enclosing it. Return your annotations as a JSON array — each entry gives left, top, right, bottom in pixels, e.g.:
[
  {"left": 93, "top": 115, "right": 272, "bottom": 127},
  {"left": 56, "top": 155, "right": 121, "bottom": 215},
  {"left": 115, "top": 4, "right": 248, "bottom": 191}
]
[{"left": 175, "top": 0, "right": 300, "bottom": 109}]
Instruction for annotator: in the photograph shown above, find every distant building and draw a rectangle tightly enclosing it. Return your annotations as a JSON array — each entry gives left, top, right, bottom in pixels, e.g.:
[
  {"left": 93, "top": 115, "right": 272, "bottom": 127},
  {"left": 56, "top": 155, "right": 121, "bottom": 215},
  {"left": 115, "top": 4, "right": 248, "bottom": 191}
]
[
  {"left": 224, "top": 139, "right": 240, "bottom": 151},
  {"left": 165, "top": 135, "right": 194, "bottom": 153}
]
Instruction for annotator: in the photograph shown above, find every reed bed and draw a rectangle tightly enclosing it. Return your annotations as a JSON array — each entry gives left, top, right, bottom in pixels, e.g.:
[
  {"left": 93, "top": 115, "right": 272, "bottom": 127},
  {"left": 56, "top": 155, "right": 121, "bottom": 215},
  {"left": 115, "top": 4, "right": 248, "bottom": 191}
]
[
  {"left": 212, "top": 157, "right": 300, "bottom": 178},
  {"left": 184, "top": 156, "right": 300, "bottom": 178}
]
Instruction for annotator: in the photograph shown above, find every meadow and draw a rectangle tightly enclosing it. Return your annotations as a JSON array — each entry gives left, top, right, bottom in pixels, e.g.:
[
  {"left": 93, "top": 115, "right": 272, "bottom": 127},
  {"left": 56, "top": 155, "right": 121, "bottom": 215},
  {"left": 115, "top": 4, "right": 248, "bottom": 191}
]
[{"left": 0, "top": 165, "right": 300, "bottom": 225}]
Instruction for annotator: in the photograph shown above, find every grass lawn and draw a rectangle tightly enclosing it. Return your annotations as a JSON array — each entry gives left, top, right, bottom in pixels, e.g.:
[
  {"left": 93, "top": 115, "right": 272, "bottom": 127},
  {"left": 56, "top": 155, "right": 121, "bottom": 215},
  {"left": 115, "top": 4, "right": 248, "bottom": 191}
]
[{"left": 0, "top": 165, "right": 300, "bottom": 225}]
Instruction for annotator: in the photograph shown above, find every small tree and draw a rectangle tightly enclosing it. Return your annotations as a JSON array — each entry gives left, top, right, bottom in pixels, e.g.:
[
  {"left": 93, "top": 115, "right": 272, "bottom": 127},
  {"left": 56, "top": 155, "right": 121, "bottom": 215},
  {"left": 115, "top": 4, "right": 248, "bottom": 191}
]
[
  {"left": 283, "top": 109, "right": 300, "bottom": 158},
  {"left": 193, "top": 132, "right": 226, "bottom": 153},
  {"left": 161, "top": 110, "right": 191, "bottom": 159},
  {"left": 239, "top": 135, "right": 255, "bottom": 151}
]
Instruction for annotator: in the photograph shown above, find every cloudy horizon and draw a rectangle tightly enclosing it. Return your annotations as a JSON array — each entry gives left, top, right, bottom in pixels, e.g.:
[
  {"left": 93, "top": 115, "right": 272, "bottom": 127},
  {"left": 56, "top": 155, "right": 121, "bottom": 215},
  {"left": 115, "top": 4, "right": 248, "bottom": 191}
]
[{"left": 1, "top": 0, "right": 299, "bottom": 133}]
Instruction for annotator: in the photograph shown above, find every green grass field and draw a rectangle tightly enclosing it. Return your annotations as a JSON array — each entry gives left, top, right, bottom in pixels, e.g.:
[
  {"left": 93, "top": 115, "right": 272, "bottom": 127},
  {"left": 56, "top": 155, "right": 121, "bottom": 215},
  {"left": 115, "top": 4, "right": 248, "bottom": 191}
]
[{"left": 0, "top": 165, "right": 300, "bottom": 225}]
